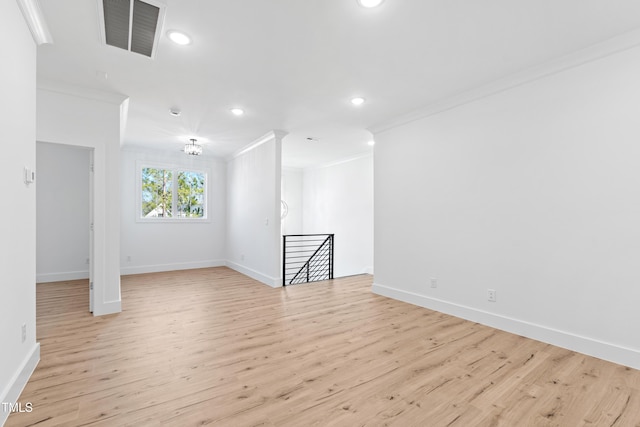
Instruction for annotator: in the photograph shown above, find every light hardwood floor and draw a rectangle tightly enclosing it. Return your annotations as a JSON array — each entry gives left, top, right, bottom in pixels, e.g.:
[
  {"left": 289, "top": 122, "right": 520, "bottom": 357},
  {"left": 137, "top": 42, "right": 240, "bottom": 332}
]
[{"left": 7, "top": 267, "right": 640, "bottom": 426}]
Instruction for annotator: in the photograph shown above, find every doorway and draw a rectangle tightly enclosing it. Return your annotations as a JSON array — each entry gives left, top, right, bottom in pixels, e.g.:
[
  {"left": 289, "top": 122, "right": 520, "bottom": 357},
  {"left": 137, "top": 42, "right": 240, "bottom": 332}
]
[{"left": 35, "top": 142, "right": 94, "bottom": 312}]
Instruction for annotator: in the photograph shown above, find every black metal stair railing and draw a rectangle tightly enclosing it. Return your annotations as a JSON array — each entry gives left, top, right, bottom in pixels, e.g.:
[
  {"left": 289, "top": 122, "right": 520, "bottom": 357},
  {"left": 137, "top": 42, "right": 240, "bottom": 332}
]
[{"left": 282, "top": 234, "right": 334, "bottom": 286}]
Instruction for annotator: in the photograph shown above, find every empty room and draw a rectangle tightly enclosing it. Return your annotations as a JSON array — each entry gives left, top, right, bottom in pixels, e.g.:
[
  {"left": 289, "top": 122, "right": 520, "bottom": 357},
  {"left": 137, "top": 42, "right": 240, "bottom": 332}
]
[{"left": 3, "top": 0, "right": 640, "bottom": 425}]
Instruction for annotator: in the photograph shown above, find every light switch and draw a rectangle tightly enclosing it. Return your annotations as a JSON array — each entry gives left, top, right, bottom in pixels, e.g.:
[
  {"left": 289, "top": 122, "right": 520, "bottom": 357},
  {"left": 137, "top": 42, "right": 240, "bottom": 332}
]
[{"left": 24, "top": 167, "right": 35, "bottom": 184}]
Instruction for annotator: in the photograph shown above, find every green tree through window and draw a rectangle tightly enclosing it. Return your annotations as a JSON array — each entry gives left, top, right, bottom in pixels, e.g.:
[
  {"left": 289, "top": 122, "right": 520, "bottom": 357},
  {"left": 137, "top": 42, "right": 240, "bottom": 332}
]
[
  {"left": 177, "top": 171, "right": 205, "bottom": 218},
  {"left": 140, "top": 166, "right": 206, "bottom": 219},
  {"left": 142, "top": 168, "right": 173, "bottom": 217}
]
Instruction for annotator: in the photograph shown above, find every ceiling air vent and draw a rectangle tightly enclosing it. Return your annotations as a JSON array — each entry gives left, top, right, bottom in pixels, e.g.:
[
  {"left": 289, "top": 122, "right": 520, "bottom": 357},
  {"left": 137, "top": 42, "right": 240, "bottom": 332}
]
[{"left": 99, "top": 0, "right": 165, "bottom": 58}]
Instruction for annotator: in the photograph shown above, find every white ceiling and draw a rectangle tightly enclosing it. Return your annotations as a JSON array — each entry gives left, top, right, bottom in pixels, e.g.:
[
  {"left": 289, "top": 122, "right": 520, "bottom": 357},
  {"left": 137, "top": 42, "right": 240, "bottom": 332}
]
[{"left": 37, "top": 0, "right": 640, "bottom": 168}]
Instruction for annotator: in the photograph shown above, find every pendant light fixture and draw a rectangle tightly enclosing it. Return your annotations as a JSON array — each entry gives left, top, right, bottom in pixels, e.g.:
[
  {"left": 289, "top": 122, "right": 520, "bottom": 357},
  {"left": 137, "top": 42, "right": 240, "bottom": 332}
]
[{"left": 184, "top": 138, "right": 202, "bottom": 156}]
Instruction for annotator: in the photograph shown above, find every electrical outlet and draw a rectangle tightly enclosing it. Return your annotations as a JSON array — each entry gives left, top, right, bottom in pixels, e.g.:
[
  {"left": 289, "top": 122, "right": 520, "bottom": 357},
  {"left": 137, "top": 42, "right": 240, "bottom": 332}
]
[
  {"left": 240, "top": 254, "right": 245, "bottom": 261},
  {"left": 487, "top": 289, "right": 496, "bottom": 302},
  {"left": 21, "top": 324, "right": 26, "bottom": 343},
  {"left": 126, "top": 255, "right": 131, "bottom": 262},
  {"left": 430, "top": 278, "right": 438, "bottom": 288},
  {"left": 86, "top": 258, "right": 90, "bottom": 264}
]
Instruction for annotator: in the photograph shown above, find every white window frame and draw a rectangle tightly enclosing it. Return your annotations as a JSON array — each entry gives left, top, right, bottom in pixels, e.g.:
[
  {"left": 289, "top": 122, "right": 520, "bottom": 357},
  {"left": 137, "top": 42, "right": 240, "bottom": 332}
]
[{"left": 136, "top": 161, "right": 210, "bottom": 223}]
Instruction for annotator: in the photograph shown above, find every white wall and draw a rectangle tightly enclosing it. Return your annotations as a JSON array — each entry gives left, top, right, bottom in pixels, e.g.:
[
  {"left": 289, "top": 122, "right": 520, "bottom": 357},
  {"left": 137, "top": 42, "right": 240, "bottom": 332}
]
[
  {"left": 36, "top": 142, "right": 90, "bottom": 282},
  {"left": 37, "top": 87, "right": 127, "bottom": 316},
  {"left": 226, "top": 131, "right": 284, "bottom": 287},
  {"left": 281, "top": 167, "right": 303, "bottom": 235},
  {"left": 120, "top": 148, "right": 226, "bottom": 274},
  {"left": 373, "top": 45, "right": 640, "bottom": 369},
  {"left": 0, "top": 1, "right": 39, "bottom": 423},
  {"left": 302, "top": 155, "right": 374, "bottom": 277}
]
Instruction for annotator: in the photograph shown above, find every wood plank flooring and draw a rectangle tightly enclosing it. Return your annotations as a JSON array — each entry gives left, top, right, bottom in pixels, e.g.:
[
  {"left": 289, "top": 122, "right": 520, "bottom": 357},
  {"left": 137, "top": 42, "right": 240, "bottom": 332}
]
[{"left": 7, "top": 267, "right": 640, "bottom": 426}]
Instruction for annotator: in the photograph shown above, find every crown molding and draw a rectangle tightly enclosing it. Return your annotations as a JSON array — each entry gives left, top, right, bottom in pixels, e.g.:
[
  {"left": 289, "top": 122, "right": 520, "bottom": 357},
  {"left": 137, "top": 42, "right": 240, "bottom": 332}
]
[
  {"left": 228, "top": 130, "right": 289, "bottom": 160},
  {"left": 369, "top": 27, "right": 640, "bottom": 135},
  {"left": 37, "top": 79, "right": 129, "bottom": 106},
  {"left": 306, "top": 151, "right": 373, "bottom": 171},
  {"left": 16, "top": 0, "right": 53, "bottom": 45}
]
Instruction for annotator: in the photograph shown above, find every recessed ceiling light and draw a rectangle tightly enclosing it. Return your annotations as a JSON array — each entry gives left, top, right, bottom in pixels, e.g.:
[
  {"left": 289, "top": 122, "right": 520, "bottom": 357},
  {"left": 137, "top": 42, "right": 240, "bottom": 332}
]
[
  {"left": 167, "top": 30, "right": 191, "bottom": 45},
  {"left": 358, "top": 0, "right": 384, "bottom": 8},
  {"left": 351, "top": 97, "right": 365, "bottom": 106},
  {"left": 231, "top": 108, "right": 244, "bottom": 116},
  {"left": 367, "top": 140, "right": 375, "bottom": 146}
]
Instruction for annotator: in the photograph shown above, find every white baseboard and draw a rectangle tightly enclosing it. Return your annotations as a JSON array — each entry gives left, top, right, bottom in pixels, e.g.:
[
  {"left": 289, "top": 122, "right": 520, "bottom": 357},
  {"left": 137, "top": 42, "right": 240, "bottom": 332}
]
[
  {"left": 225, "top": 261, "right": 281, "bottom": 288},
  {"left": 372, "top": 282, "right": 640, "bottom": 371},
  {"left": 93, "top": 299, "right": 122, "bottom": 316},
  {"left": 363, "top": 266, "right": 374, "bottom": 275},
  {"left": 36, "top": 270, "right": 89, "bottom": 283},
  {"left": 120, "top": 260, "right": 226, "bottom": 276},
  {"left": 1, "top": 343, "right": 40, "bottom": 426}
]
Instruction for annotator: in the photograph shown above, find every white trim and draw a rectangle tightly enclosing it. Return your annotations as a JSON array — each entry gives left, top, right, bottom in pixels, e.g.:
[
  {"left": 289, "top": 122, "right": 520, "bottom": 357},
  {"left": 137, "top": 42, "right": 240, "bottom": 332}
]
[
  {"left": 0, "top": 343, "right": 40, "bottom": 426},
  {"left": 96, "top": 0, "right": 106, "bottom": 45},
  {"left": 121, "top": 260, "right": 225, "bottom": 276},
  {"left": 306, "top": 152, "right": 373, "bottom": 171},
  {"left": 36, "top": 270, "right": 89, "bottom": 283},
  {"left": 120, "top": 98, "right": 129, "bottom": 147},
  {"left": 363, "top": 266, "right": 374, "bottom": 275},
  {"left": 225, "top": 261, "right": 282, "bottom": 288},
  {"left": 16, "top": 0, "right": 53, "bottom": 45},
  {"left": 37, "top": 80, "right": 129, "bottom": 106},
  {"left": 136, "top": 217, "right": 211, "bottom": 224},
  {"left": 228, "top": 130, "right": 288, "bottom": 160},
  {"left": 92, "top": 299, "right": 121, "bottom": 316},
  {"left": 370, "top": 27, "right": 640, "bottom": 134},
  {"left": 371, "top": 282, "right": 640, "bottom": 370}
]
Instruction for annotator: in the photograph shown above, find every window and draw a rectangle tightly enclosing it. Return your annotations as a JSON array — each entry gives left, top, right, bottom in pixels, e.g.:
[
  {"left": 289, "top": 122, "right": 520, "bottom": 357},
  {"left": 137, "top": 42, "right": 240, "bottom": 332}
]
[{"left": 139, "top": 165, "right": 207, "bottom": 221}]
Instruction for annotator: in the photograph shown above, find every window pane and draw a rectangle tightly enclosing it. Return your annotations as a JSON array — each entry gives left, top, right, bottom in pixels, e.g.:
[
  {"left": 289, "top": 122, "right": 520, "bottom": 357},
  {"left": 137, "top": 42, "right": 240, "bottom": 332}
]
[
  {"left": 177, "top": 171, "right": 205, "bottom": 218},
  {"left": 141, "top": 168, "right": 173, "bottom": 217}
]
